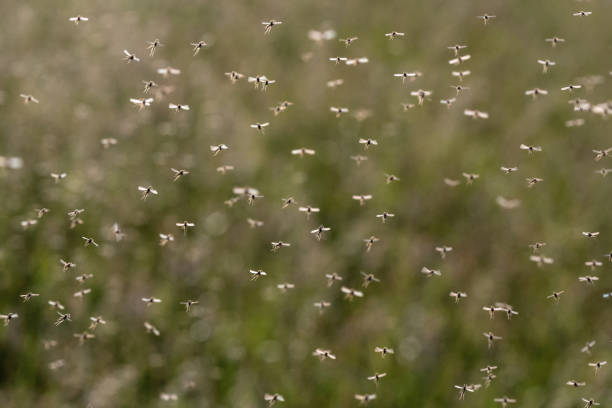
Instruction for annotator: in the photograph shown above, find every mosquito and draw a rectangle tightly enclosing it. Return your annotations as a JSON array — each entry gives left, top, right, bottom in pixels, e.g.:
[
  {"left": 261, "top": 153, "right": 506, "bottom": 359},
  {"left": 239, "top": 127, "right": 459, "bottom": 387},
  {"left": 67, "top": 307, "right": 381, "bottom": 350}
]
[
  {"left": 123, "top": 50, "right": 140, "bottom": 63},
  {"left": 191, "top": 40, "right": 207, "bottom": 56},
  {"left": 262, "top": 20, "right": 282, "bottom": 34}
]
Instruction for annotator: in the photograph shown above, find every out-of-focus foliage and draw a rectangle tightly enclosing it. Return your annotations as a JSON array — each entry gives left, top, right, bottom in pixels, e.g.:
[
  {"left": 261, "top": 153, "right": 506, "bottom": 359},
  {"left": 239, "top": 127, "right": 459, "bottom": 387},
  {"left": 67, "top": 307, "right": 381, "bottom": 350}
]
[{"left": 1, "top": 0, "right": 611, "bottom": 406}]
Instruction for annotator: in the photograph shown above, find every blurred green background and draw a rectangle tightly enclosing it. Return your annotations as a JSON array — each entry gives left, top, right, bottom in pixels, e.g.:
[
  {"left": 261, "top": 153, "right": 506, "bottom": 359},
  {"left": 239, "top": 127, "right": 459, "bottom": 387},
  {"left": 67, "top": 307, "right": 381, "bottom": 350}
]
[{"left": 1, "top": 0, "right": 611, "bottom": 406}]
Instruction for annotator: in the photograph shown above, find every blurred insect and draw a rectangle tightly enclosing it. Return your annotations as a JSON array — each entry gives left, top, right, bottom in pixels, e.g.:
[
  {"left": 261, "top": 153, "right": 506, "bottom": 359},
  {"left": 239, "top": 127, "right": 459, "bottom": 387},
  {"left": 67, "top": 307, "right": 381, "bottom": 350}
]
[
  {"left": 291, "top": 148, "right": 315, "bottom": 158},
  {"left": 480, "top": 365, "right": 498, "bottom": 374},
  {"left": 547, "top": 291, "right": 565, "bottom": 302},
  {"left": 176, "top": 221, "right": 195, "bottom": 234},
  {"left": 169, "top": 103, "right": 190, "bottom": 112},
  {"left": 441, "top": 98, "right": 457, "bottom": 108},
  {"left": 20, "top": 94, "right": 39, "bottom": 104},
  {"left": 496, "top": 303, "right": 519, "bottom": 320},
  {"left": 402, "top": 103, "right": 415, "bottom": 111},
  {"left": 582, "top": 398, "right": 600, "bottom": 408},
  {"left": 561, "top": 85, "right": 582, "bottom": 92},
  {"left": 262, "top": 20, "right": 282, "bottom": 34},
  {"left": 191, "top": 40, "right": 207, "bottom": 55},
  {"left": 327, "top": 78, "right": 344, "bottom": 88},
  {"left": 363, "top": 236, "right": 379, "bottom": 252},
  {"left": 48, "top": 300, "right": 64, "bottom": 310},
  {"left": 585, "top": 259, "right": 603, "bottom": 270},
  {"left": 411, "top": 89, "right": 432, "bottom": 105},
  {"left": 277, "top": 283, "right": 295, "bottom": 292},
  {"left": 592, "top": 148, "right": 611, "bottom": 161},
  {"left": 111, "top": 223, "right": 125, "bottom": 241},
  {"left": 573, "top": 11, "right": 592, "bottom": 17},
  {"left": 394, "top": 72, "right": 418, "bottom": 84},
  {"left": 271, "top": 241, "right": 291, "bottom": 252},
  {"left": 142, "top": 297, "right": 162, "bottom": 306},
  {"left": 55, "top": 312, "right": 71, "bottom": 326},
  {"left": 525, "top": 88, "right": 548, "bottom": 99},
  {"left": 434, "top": 246, "right": 453, "bottom": 259},
  {"left": 51, "top": 172, "right": 67, "bottom": 183},
  {"left": 567, "top": 380, "right": 586, "bottom": 387},
  {"left": 144, "top": 321, "right": 160, "bottom": 336},
  {"left": 73, "top": 288, "right": 91, "bottom": 299},
  {"left": 216, "top": 165, "right": 235, "bottom": 174},
  {"left": 123, "top": 50, "right": 140, "bottom": 63},
  {"left": 566, "top": 119, "right": 585, "bottom": 128},
  {"left": 449, "top": 55, "right": 471, "bottom": 65},
  {"left": 69, "top": 15, "right": 88, "bottom": 24},
  {"left": 0, "top": 313, "right": 18, "bottom": 326},
  {"left": 360, "top": 272, "right": 380, "bottom": 288},
  {"left": 311, "top": 225, "right": 331, "bottom": 241},
  {"left": 101, "top": 138, "right": 118, "bottom": 148},
  {"left": 455, "top": 384, "right": 481, "bottom": 400},
  {"left": 75, "top": 274, "right": 93, "bottom": 284},
  {"left": 352, "top": 194, "right": 372, "bottom": 206},
  {"left": 376, "top": 212, "right": 394, "bottom": 223},
  {"left": 483, "top": 332, "right": 502, "bottom": 349},
  {"left": 582, "top": 232, "right": 599, "bottom": 238},
  {"left": 578, "top": 276, "right": 599, "bottom": 285},
  {"left": 483, "top": 373, "right": 496, "bottom": 387},
  {"left": 157, "top": 67, "right": 181, "bottom": 77},
  {"left": 138, "top": 186, "right": 158, "bottom": 200},
  {"left": 281, "top": 197, "right": 297, "bottom": 208},
  {"left": 159, "top": 233, "right": 174, "bottom": 246},
  {"left": 313, "top": 348, "right": 336, "bottom": 360},
  {"left": 249, "top": 269, "right": 267, "bottom": 280},
  {"left": 464, "top": 109, "right": 488, "bottom": 119},
  {"left": 355, "top": 394, "right": 377, "bottom": 404},
  {"left": 421, "top": 267, "right": 441, "bottom": 278},
  {"left": 449, "top": 291, "right": 468, "bottom": 303},
  {"left": 529, "top": 242, "right": 546, "bottom": 252},
  {"left": 313, "top": 301, "right": 331, "bottom": 313},
  {"left": 452, "top": 70, "right": 471, "bottom": 81},
  {"left": 385, "top": 31, "right": 404, "bottom": 39},
  {"left": 339, "top": 37, "right": 358, "bottom": 46},
  {"left": 330, "top": 106, "right": 349, "bottom": 117},
  {"left": 82, "top": 236, "right": 99, "bottom": 247},
  {"left": 605, "top": 252, "right": 612, "bottom": 262},
  {"left": 325, "top": 273, "right": 343, "bottom": 287},
  {"left": 537, "top": 59, "right": 556, "bottom": 73},
  {"left": 530, "top": 255, "right": 554, "bottom": 267},
  {"left": 359, "top": 138, "right": 378, "bottom": 150},
  {"left": 462, "top": 173, "right": 480, "bottom": 184},
  {"left": 89, "top": 316, "right": 106, "bottom": 330},
  {"left": 260, "top": 78, "right": 276, "bottom": 90},
  {"left": 20, "top": 219, "right": 37, "bottom": 230},
  {"left": 367, "top": 373, "right": 387, "bottom": 386},
  {"left": 581, "top": 341, "right": 596, "bottom": 354},
  {"left": 594, "top": 168, "right": 611, "bottom": 176},
  {"left": 545, "top": 36, "right": 565, "bottom": 47},
  {"left": 34, "top": 208, "right": 49, "bottom": 219},
  {"left": 500, "top": 166, "right": 519, "bottom": 174},
  {"left": 483, "top": 305, "right": 504, "bottom": 319},
  {"left": 224, "top": 71, "right": 244, "bottom": 84},
  {"left": 526, "top": 177, "right": 544, "bottom": 188},
  {"left": 250, "top": 122, "right": 269, "bottom": 133},
  {"left": 351, "top": 155, "right": 368, "bottom": 166},
  {"left": 588, "top": 361, "right": 607, "bottom": 375},
  {"left": 247, "top": 218, "right": 264, "bottom": 228},
  {"left": 341, "top": 286, "right": 364, "bottom": 300},
  {"left": 494, "top": 397, "right": 517, "bottom": 407},
  {"left": 180, "top": 300, "right": 199, "bottom": 312},
  {"left": 374, "top": 346, "right": 394, "bottom": 358},
  {"left": 146, "top": 39, "right": 162, "bottom": 56},
  {"left": 299, "top": 205, "right": 320, "bottom": 219},
  {"left": 74, "top": 331, "right": 95, "bottom": 345},
  {"left": 329, "top": 57, "right": 348, "bottom": 64},
  {"left": 448, "top": 44, "right": 468, "bottom": 56},
  {"left": 444, "top": 178, "right": 461, "bottom": 187},
  {"left": 160, "top": 393, "right": 178, "bottom": 402},
  {"left": 248, "top": 75, "right": 268, "bottom": 89},
  {"left": 264, "top": 393, "right": 285, "bottom": 406},
  {"left": 130, "top": 97, "right": 153, "bottom": 110},
  {"left": 60, "top": 259, "right": 76, "bottom": 272},
  {"left": 451, "top": 85, "right": 469, "bottom": 96},
  {"left": 210, "top": 144, "right": 229, "bottom": 156},
  {"left": 520, "top": 144, "right": 542, "bottom": 153},
  {"left": 477, "top": 14, "right": 496, "bottom": 24}
]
